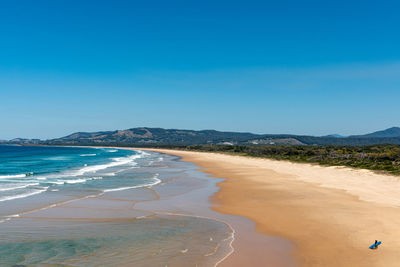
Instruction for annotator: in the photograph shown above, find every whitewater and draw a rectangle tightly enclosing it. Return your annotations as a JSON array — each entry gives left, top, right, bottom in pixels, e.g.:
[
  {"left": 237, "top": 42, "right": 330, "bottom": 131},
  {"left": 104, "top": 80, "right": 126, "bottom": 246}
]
[{"left": 0, "top": 146, "right": 155, "bottom": 203}]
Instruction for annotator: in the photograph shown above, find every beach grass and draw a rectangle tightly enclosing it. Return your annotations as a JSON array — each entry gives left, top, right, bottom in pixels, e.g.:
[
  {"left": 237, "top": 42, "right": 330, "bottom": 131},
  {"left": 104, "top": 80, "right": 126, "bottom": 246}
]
[{"left": 165, "top": 144, "right": 400, "bottom": 175}]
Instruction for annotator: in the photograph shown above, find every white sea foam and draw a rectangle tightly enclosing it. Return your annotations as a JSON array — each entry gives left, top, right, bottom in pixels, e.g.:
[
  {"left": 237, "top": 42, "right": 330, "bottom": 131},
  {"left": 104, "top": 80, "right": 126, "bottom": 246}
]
[
  {"left": 73, "top": 154, "right": 141, "bottom": 175},
  {"left": 48, "top": 181, "right": 64, "bottom": 185},
  {"left": 141, "top": 151, "right": 150, "bottom": 156},
  {"left": 59, "top": 179, "right": 88, "bottom": 184},
  {"left": 35, "top": 151, "right": 146, "bottom": 180},
  {"left": 0, "top": 174, "right": 27, "bottom": 179},
  {"left": 58, "top": 177, "right": 102, "bottom": 184},
  {"left": 0, "top": 218, "right": 11, "bottom": 224},
  {"left": 105, "top": 149, "right": 118, "bottom": 152},
  {"left": 0, "top": 151, "right": 147, "bottom": 203},
  {"left": 0, "top": 183, "right": 39, "bottom": 192},
  {"left": 80, "top": 154, "right": 96, "bottom": 157},
  {"left": 103, "top": 174, "right": 161, "bottom": 192},
  {"left": 6, "top": 214, "right": 20, "bottom": 218},
  {"left": 47, "top": 156, "right": 69, "bottom": 161},
  {"left": 0, "top": 187, "right": 48, "bottom": 202}
]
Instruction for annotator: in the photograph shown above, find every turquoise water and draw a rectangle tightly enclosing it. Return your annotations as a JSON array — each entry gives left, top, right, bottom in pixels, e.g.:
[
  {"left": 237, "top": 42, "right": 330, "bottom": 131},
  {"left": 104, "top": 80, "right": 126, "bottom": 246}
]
[
  {"left": 0, "top": 145, "right": 158, "bottom": 203},
  {"left": 0, "top": 215, "right": 231, "bottom": 266},
  {"left": 0, "top": 146, "right": 233, "bottom": 266}
]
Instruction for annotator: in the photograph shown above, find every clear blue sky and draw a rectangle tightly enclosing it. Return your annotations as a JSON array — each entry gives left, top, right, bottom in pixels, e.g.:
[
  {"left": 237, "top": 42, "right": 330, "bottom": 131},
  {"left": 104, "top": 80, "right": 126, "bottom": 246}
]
[{"left": 1, "top": 0, "right": 399, "bottom": 139}]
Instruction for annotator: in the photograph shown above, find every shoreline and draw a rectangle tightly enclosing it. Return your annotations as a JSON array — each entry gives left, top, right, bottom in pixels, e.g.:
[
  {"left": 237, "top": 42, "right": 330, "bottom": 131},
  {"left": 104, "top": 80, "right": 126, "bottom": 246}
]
[
  {"left": 103, "top": 146, "right": 296, "bottom": 266},
  {"left": 140, "top": 148, "right": 400, "bottom": 266},
  {"left": 129, "top": 147, "right": 295, "bottom": 266},
  {"left": 9, "top": 144, "right": 400, "bottom": 265},
  {"left": 1, "top": 148, "right": 238, "bottom": 266},
  {"left": 3, "top": 146, "right": 290, "bottom": 266}
]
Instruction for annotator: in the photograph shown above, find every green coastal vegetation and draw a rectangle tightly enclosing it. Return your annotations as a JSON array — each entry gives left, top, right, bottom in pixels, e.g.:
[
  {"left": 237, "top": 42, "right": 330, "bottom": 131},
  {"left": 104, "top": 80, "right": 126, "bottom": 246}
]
[
  {"left": 178, "top": 144, "right": 400, "bottom": 175},
  {"left": 4, "top": 127, "right": 400, "bottom": 175}
]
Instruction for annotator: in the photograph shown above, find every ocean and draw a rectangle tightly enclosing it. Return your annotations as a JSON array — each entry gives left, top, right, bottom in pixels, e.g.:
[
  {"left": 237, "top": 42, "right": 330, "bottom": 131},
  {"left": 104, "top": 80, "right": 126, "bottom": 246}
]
[{"left": 0, "top": 145, "right": 233, "bottom": 266}]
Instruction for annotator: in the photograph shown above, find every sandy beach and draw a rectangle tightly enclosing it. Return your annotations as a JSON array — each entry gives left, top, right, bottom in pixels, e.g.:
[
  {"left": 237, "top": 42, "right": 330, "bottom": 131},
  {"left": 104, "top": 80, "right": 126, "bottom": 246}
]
[
  {"left": 142, "top": 149, "right": 400, "bottom": 267},
  {"left": 0, "top": 147, "right": 242, "bottom": 266}
]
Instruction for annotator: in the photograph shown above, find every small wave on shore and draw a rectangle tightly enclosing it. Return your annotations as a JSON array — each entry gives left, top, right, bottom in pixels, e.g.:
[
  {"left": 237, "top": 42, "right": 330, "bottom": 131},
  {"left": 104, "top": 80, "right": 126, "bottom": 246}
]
[
  {"left": 0, "top": 186, "right": 49, "bottom": 202},
  {"left": 0, "top": 183, "right": 39, "bottom": 192},
  {"left": 0, "top": 147, "right": 150, "bottom": 203},
  {"left": 0, "top": 174, "right": 28, "bottom": 179},
  {"left": 31, "top": 151, "right": 146, "bottom": 182},
  {"left": 0, "top": 148, "right": 237, "bottom": 267},
  {"left": 103, "top": 174, "right": 161, "bottom": 192}
]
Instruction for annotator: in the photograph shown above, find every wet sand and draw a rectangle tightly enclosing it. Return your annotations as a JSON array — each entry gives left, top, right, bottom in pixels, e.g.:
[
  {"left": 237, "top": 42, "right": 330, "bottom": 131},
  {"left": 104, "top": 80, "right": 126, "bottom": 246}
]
[
  {"left": 142, "top": 149, "right": 400, "bottom": 267},
  {"left": 1, "top": 151, "right": 235, "bottom": 266},
  {"left": 0, "top": 149, "right": 294, "bottom": 266}
]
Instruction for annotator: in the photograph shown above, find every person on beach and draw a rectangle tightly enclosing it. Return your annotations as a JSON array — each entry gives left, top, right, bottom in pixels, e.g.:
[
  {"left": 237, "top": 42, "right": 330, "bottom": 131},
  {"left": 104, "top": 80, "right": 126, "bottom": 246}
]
[{"left": 375, "top": 240, "right": 378, "bottom": 248}]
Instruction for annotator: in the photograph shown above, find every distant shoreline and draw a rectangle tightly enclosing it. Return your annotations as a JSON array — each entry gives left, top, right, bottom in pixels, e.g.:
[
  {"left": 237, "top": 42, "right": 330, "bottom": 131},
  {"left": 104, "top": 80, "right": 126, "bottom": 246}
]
[{"left": 21, "top": 143, "right": 400, "bottom": 176}]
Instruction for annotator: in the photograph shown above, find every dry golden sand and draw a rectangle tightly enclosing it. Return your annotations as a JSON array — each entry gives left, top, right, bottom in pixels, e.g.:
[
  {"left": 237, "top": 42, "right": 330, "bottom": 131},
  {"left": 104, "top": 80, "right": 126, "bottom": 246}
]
[{"left": 141, "top": 149, "right": 400, "bottom": 267}]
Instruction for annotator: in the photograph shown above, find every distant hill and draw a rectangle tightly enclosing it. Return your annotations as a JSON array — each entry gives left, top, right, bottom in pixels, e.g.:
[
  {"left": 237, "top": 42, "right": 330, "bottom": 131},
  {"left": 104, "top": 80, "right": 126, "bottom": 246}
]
[
  {"left": 350, "top": 127, "right": 400, "bottom": 138},
  {"left": 45, "top": 127, "right": 262, "bottom": 146},
  {"left": 322, "top": 134, "right": 347, "bottom": 138},
  {"left": 5, "top": 126, "right": 400, "bottom": 146}
]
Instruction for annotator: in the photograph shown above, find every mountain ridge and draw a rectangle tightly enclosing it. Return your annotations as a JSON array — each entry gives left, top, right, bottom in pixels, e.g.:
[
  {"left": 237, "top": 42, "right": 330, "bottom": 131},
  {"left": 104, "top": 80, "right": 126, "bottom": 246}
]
[
  {"left": 350, "top": 127, "right": 400, "bottom": 138},
  {"left": 2, "top": 127, "right": 400, "bottom": 146}
]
